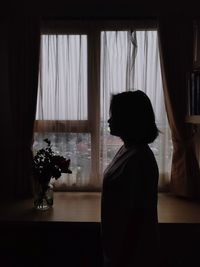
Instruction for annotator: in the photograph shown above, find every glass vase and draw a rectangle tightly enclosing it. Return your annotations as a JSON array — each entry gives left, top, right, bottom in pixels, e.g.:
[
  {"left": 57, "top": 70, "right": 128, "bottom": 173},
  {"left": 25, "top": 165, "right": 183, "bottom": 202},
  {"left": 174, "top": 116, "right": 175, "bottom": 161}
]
[{"left": 34, "top": 182, "right": 53, "bottom": 211}]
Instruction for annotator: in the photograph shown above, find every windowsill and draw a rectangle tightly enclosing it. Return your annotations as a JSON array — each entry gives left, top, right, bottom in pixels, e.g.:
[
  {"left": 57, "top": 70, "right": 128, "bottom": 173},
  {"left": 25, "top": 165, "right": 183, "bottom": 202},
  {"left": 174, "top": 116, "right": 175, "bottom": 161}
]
[
  {"left": 1, "top": 192, "right": 200, "bottom": 223},
  {"left": 0, "top": 192, "right": 100, "bottom": 223}
]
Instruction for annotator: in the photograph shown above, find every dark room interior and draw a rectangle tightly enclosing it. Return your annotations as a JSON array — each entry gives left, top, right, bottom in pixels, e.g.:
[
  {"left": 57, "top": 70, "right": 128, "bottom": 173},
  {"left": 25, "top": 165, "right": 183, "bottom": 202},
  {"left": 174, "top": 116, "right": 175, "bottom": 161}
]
[{"left": 1, "top": 1, "right": 200, "bottom": 266}]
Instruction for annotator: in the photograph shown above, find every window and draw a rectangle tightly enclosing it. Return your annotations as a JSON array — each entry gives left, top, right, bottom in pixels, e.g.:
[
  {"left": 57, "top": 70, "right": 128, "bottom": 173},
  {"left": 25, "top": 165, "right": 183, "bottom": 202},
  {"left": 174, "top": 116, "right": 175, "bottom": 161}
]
[{"left": 34, "top": 21, "right": 172, "bottom": 191}]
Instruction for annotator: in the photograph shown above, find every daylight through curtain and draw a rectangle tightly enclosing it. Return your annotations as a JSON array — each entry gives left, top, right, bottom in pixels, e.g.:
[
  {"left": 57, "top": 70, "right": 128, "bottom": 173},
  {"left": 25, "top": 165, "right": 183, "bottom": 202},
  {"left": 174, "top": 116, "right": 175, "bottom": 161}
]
[
  {"left": 34, "top": 30, "right": 172, "bottom": 191},
  {"left": 34, "top": 35, "right": 92, "bottom": 191},
  {"left": 100, "top": 31, "right": 172, "bottom": 190}
]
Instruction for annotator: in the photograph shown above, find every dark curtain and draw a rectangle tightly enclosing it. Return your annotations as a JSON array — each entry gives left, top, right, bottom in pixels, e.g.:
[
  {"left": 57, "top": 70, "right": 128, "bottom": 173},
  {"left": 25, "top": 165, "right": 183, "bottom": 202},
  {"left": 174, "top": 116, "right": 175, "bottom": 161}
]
[
  {"left": 0, "top": 19, "right": 13, "bottom": 199},
  {"left": 3, "top": 17, "right": 40, "bottom": 199},
  {"left": 158, "top": 17, "right": 200, "bottom": 198}
]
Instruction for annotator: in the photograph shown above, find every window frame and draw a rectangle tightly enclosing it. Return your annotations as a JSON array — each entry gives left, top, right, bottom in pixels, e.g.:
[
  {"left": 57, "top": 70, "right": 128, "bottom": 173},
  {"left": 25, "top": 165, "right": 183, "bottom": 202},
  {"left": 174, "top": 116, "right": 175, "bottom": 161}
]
[{"left": 35, "top": 19, "right": 158, "bottom": 189}]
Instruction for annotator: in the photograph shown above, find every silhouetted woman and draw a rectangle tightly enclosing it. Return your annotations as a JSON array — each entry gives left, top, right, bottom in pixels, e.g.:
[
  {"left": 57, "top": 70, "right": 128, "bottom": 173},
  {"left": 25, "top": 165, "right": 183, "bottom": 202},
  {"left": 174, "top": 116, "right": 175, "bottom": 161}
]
[{"left": 101, "top": 90, "right": 159, "bottom": 267}]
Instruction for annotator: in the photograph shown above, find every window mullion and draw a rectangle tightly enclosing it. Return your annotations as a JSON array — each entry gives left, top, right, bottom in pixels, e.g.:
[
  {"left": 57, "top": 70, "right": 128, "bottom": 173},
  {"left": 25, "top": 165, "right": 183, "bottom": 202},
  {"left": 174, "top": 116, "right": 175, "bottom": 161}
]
[{"left": 88, "top": 28, "right": 101, "bottom": 189}]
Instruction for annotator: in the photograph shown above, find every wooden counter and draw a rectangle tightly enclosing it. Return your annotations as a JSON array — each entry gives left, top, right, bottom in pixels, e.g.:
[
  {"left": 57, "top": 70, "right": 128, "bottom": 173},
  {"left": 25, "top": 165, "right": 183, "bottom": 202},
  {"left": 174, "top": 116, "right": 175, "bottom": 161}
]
[{"left": 0, "top": 192, "right": 200, "bottom": 223}]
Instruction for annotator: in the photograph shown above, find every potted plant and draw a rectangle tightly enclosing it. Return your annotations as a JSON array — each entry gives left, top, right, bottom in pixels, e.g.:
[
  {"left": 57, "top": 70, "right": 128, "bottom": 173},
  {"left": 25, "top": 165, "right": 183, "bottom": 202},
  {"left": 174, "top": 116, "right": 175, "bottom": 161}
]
[{"left": 33, "top": 138, "right": 72, "bottom": 210}]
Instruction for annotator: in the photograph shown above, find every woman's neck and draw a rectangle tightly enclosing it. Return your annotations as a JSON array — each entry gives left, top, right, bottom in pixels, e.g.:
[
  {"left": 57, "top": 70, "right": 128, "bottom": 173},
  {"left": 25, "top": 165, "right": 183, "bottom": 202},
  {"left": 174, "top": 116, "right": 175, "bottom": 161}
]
[{"left": 122, "top": 138, "right": 146, "bottom": 149}]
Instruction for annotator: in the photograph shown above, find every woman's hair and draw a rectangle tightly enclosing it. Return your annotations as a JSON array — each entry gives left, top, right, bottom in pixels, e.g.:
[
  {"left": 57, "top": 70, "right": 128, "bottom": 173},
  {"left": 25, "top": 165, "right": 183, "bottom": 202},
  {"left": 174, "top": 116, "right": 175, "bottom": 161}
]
[{"left": 110, "top": 90, "right": 159, "bottom": 144}]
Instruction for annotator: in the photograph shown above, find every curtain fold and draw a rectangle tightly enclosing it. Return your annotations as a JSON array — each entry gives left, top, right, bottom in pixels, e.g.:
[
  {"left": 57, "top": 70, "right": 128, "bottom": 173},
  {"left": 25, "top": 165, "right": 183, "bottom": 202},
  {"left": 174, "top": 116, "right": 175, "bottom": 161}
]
[
  {"left": 7, "top": 17, "right": 40, "bottom": 198},
  {"left": 158, "top": 17, "right": 200, "bottom": 198},
  {"left": 0, "top": 19, "right": 14, "bottom": 199}
]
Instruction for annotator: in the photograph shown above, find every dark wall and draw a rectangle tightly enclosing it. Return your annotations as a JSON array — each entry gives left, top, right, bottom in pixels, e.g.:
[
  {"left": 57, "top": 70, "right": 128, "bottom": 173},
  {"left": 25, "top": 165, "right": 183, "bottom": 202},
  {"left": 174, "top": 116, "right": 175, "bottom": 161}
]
[
  {"left": 0, "top": 222, "right": 103, "bottom": 267},
  {"left": 3, "top": 0, "right": 200, "bottom": 18},
  {"left": 0, "top": 222, "right": 199, "bottom": 267}
]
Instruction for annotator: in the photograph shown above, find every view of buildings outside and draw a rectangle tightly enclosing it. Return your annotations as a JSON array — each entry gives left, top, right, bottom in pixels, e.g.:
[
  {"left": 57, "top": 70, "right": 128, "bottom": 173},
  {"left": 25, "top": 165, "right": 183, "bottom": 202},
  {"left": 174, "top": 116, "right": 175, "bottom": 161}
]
[
  {"left": 33, "top": 132, "right": 92, "bottom": 190},
  {"left": 33, "top": 119, "right": 173, "bottom": 191}
]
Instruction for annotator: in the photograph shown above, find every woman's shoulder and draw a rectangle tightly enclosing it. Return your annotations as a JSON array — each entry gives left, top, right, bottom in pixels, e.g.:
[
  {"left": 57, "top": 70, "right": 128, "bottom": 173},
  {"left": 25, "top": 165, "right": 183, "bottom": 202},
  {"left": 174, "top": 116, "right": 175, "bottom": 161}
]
[
  {"left": 125, "top": 144, "right": 158, "bottom": 173},
  {"left": 136, "top": 144, "right": 156, "bottom": 158},
  {"left": 126, "top": 144, "right": 153, "bottom": 159}
]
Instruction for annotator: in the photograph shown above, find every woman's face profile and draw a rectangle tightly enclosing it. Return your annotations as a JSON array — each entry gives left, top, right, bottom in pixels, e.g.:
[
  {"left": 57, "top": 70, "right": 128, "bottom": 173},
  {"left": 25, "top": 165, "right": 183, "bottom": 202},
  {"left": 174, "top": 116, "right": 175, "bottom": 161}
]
[
  {"left": 108, "top": 101, "right": 136, "bottom": 140},
  {"left": 108, "top": 110, "right": 124, "bottom": 137},
  {"left": 108, "top": 116, "right": 116, "bottom": 135},
  {"left": 108, "top": 94, "right": 132, "bottom": 138}
]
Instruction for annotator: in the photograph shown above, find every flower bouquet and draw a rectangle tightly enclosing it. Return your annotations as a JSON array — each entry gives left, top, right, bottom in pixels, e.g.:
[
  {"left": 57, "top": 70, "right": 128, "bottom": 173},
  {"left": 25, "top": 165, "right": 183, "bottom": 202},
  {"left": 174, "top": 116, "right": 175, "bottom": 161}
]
[{"left": 33, "top": 138, "right": 72, "bottom": 210}]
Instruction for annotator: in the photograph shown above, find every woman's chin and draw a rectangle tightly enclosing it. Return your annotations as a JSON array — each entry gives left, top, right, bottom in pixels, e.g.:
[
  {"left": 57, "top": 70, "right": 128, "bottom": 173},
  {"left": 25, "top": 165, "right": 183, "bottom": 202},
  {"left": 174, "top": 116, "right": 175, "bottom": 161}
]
[{"left": 110, "top": 129, "right": 120, "bottom": 137}]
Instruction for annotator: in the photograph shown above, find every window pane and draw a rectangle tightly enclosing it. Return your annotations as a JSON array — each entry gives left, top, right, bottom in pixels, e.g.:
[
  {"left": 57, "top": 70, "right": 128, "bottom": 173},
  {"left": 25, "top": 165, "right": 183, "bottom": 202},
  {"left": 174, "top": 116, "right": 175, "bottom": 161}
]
[
  {"left": 34, "top": 33, "right": 93, "bottom": 191},
  {"left": 36, "top": 34, "right": 88, "bottom": 120}
]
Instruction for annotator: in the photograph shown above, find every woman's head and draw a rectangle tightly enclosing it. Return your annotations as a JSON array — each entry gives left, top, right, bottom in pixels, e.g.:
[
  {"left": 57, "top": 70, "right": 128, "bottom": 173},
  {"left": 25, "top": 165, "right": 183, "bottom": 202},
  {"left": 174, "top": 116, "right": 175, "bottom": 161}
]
[{"left": 108, "top": 90, "right": 159, "bottom": 144}]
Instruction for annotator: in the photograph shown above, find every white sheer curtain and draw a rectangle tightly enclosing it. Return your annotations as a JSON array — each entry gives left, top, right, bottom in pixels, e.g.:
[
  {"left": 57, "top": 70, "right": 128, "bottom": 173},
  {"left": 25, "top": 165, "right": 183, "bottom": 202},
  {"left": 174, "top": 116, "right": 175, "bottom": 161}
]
[
  {"left": 34, "top": 35, "right": 93, "bottom": 191},
  {"left": 34, "top": 29, "right": 172, "bottom": 191},
  {"left": 100, "top": 31, "right": 172, "bottom": 190},
  {"left": 37, "top": 35, "right": 88, "bottom": 120}
]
